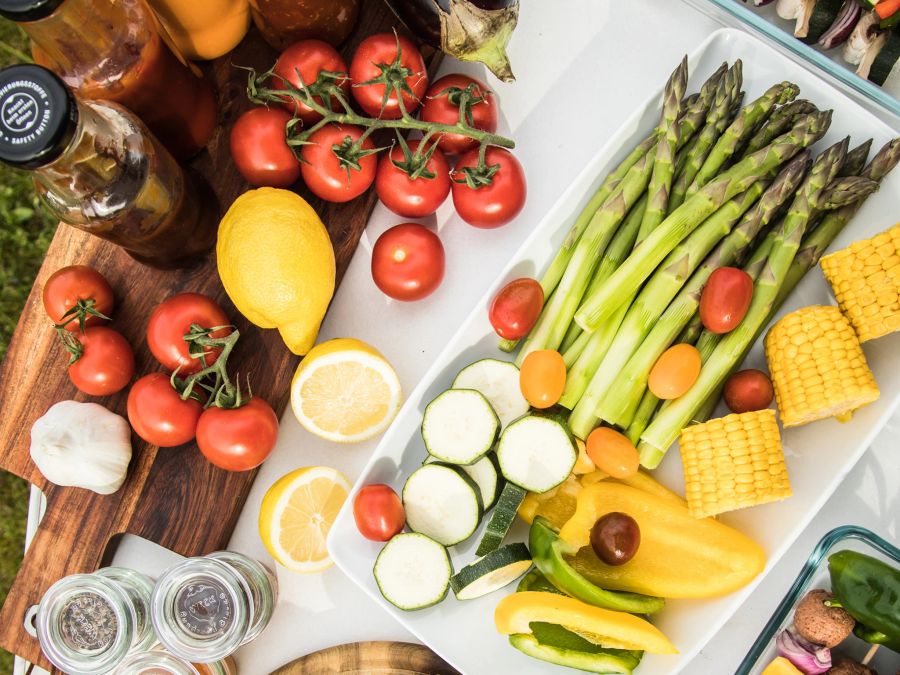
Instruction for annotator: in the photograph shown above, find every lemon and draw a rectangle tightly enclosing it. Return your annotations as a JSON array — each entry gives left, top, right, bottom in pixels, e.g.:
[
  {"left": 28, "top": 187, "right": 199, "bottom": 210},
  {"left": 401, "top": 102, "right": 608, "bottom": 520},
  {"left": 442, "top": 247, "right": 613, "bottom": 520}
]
[
  {"left": 291, "top": 338, "right": 402, "bottom": 443},
  {"left": 258, "top": 466, "right": 351, "bottom": 573},
  {"left": 216, "top": 188, "right": 335, "bottom": 355}
]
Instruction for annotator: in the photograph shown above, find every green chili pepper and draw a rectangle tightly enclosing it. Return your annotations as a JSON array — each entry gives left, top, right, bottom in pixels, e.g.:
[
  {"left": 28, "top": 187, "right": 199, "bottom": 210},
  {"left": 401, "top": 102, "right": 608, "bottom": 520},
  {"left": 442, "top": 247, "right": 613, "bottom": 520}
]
[
  {"left": 528, "top": 516, "right": 665, "bottom": 614},
  {"left": 828, "top": 550, "right": 900, "bottom": 653}
]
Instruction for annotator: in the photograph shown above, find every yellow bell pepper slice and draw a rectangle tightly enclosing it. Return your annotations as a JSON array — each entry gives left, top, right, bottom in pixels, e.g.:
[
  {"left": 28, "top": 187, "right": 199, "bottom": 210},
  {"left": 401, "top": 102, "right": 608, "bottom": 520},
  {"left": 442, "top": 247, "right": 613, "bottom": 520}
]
[
  {"left": 559, "top": 482, "right": 765, "bottom": 599},
  {"left": 494, "top": 591, "right": 677, "bottom": 654},
  {"left": 572, "top": 438, "right": 596, "bottom": 474}
]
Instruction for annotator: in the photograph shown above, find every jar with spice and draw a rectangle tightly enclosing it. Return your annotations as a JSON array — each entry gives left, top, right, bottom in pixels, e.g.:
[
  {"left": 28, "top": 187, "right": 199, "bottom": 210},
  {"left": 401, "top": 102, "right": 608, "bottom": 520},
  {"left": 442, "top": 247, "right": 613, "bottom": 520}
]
[
  {"left": 114, "top": 648, "right": 238, "bottom": 675},
  {"left": 0, "top": 65, "right": 218, "bottom": 268},
  {"left": 151, "top": 551, "right": 277, "bottom": 663},
  {"left": 35, "top": 567, "right": 155, "bottom": 674},
  {"left": 249, "top": 0, "right": 360, "bottom": 51},
  {"left": 0, "top": 0, "right": 218, "bottom": 160}
]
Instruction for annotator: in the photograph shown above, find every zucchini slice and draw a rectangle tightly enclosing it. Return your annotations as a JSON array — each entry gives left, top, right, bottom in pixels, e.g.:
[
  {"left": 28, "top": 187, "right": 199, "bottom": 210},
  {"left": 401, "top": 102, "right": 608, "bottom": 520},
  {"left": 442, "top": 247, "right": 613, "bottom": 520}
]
[
  {"left": 476, "top": 481, "right": 526, "bottom": 556},
  {"left": 450, "top": 542, "right": 532, "bottom": 600},
  {"left": 374, "top": 533, "right": 451, "bottom": 610},
  {"left": 452, "top": 359, "right": 530, "bottom": 428},
  {"left": 425, "top": 453, "right": 503, "bottom": 511},
  {"left": 403, "top": 463, "right": 483, "bottom": 546},
  {"left": 802, "top": 0, "right": 846, "bottom": 43},
  {"left": 422, "top": 389, "right": 499, "bottom": 464},
  {"left": 496, "top": 414, "right": 577, "bottom": 493},
  {"left": 869, "top": 29, "right": 900, "bottom": 86}
]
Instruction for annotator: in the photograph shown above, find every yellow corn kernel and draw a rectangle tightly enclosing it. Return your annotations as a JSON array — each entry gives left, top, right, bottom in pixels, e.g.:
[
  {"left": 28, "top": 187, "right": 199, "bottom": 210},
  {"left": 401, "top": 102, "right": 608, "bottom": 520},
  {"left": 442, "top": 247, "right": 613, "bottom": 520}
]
[
  {"left": 820, "top": 222, "right": 900, "bottom": 342},
  {"left": 765, "top": 305, "right": 879, "bottom": 427},
  {"left": 679, "top": 409, "right": 791, "bottom": 519}
]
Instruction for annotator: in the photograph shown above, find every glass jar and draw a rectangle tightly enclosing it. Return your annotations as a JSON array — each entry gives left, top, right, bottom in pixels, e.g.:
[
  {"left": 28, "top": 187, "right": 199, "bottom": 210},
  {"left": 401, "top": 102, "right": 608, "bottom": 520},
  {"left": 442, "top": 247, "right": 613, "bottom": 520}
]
[
  {"left": 35, "top": 567, "right": 155, "bottom": 674},
  {"left": 0, "top": 64, "right": 218, "bottom": 269},
  {"left": 0, "top": 0, "right": 217, "bottom": 159},
  {"left": 151, "top": 551, "right": 277, "bottom": 663},
  {"left": 114, "top": 649, "right": 238, "bottom": 675},
  {"left": 249, "top": 0, "right": 359, "bottom": 51}
]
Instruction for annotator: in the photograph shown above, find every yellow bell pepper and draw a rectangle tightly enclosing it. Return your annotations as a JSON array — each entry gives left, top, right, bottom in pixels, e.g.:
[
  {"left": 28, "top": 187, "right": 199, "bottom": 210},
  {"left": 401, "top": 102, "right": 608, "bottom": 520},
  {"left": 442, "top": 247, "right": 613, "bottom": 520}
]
[
  {"left": 559, "top": 482, "right": 765, "bottom": 598},
  {"left": 495, "top": 591, "right": 676, "bottom": 654},
  {"left": 572, "top": 438, "right": 597, "bottom": 474}
]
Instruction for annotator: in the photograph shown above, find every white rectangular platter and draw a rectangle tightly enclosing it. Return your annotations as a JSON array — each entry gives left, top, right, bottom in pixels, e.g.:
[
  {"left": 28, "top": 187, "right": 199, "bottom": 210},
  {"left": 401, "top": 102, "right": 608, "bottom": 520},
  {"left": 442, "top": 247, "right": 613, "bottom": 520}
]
[{"left": 329, "top": 27, "right": 900, "bottom": 675}]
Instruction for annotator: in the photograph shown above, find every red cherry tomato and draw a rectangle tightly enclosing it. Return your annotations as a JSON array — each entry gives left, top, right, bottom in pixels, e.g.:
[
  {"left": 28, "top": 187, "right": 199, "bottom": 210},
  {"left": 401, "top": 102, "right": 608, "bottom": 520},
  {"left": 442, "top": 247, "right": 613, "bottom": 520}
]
[
  {"left": 353, "top": 484, "right": 405, "bottom": 541},
  {"left": 488, "top": 278, "right": 544, "bottom": 340},
  {"left": 375, "top": 140, "right": 451, "bottom": 218},
  {"left": 42, "top": 265, "right": 114, "bottom": 331},
  {"left": 371, "top": 223, "right": 445, "bottom": 301},
  {"left": 273, "top": 40, "right": 350, "bottom": 124},
  {"left": 300, "top": 123, "right": 377, "bottom": 202},
  {"left": 648, "top": 343, "right": 701, "bottom": 400},
  {"left": 519, "top": 349, "right": 566, "bottom": 409},
  {"left": 147, "top": 293, "right": 231, "bottom": 375},
  {"left": 585, "top": 427, "right": 639, "bottom": 479},
  {"left": 420, "top": 74, "right": 499, "bottom": 155},
  {"left": 127, "top": 373, "right": 204, "bottom": 447},
  {"left": 700, "top": 267, "right": 754, "bottom": 334},
  {"left": 349, "top": 33, "right": 427, "bottom": 118},
  {"left": 230, "top": 107, "right": 301, "bottom": 188},
  {"left": 724, "top": 369, "right": 774, "bottom": 414},
  {"left": 67, "top": 326, "right": 134, "bottom": 396},
  {"left": 451, "top": 147, "right": 526, "bottom": 228},
  {"left": 196, "top": 397, "right": 279, "bottom": 471}
]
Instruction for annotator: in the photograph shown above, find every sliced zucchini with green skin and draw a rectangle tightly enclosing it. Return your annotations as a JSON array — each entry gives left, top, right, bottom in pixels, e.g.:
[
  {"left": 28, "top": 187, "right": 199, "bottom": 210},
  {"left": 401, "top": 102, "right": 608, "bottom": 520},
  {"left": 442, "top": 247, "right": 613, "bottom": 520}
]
[
  {"left": 450, "top": 543, "right": 532, "bottom": 600},
  {"left": 496, "top": 414, "right": 576, "bottom": 493},
  {"left": 475, "top": 481, "right": 526, "bottom": 556},
  {"left": 802, "top": 0, "right": 845, "bottom": 43},
  {"left": 374, "top": 533, "right": 451, "bottom": 610},
  {"left": 452, "top": 359, "right": 530, "bottom": 428},
  {"left": 510, "top": 622, "right": 643, "bottom": 674},
  {"left": 403, "top": 463, "right": 483, "bottom": 546},
  {"left": 422, "top": 389, "right": 499, "bottom": 464},
  {"left": 869, "top": 29, "right": 900, "bottom": 86},
  {"left": 424, "top": 452, "right": 503, "bottom": 511}
]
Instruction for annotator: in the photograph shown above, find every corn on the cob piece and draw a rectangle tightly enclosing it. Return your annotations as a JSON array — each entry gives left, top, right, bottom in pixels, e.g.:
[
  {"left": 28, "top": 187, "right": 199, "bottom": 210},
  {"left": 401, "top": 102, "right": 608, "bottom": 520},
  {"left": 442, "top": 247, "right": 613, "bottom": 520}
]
[
  {"left": 679, "top": 409, "right": 791, "bottom": 519},
  {"left": 764, "top": 305, "right": 879, "bottom": 426},
  {"left": 820, "top": 222, "right": 900, "bottom": 343}
]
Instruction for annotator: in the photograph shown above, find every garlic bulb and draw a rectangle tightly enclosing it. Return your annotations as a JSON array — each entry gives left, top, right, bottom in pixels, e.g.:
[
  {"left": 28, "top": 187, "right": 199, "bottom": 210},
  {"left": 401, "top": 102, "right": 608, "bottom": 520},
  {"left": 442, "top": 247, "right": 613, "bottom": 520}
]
[{"left": 30, "top": 400, "right": 132, "bottom": 495}]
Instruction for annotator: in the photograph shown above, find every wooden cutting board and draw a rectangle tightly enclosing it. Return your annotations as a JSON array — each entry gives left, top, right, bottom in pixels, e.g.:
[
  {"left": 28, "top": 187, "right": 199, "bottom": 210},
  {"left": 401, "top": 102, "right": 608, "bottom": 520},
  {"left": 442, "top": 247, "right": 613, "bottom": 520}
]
[
  {"left": 0, "top": 6, "right": 438, "bottom": 669},
  {"left": 270, "top": 642, "right": 459, "bottom": 675}
]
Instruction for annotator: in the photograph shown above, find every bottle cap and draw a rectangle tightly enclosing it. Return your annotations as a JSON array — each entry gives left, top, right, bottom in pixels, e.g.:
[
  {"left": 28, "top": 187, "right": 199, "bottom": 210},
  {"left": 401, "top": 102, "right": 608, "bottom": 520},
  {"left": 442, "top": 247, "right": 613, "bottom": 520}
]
[
  {"left": 0, "top": 64, "right": 76, "bottom": 169},
  {"left": 0, "top": 0, "right": 64, "bottom": 22}
]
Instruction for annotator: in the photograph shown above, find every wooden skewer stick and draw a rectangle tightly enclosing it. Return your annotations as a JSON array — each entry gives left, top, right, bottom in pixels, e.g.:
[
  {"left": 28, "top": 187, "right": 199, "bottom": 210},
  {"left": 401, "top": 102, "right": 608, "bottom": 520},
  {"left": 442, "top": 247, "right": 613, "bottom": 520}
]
[{"left": 860, "top": 642, "right": 879, "bottom": 666}]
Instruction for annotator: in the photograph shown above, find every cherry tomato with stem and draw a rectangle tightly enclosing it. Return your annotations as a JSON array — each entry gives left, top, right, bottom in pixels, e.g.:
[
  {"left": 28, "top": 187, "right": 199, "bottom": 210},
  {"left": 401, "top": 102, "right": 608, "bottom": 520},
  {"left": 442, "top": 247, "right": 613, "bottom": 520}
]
[
  {"left": 371, "top": 223, "right": 445, "bottom": 301},
  {"left": 127, "top": 373, "right": 204, "bottom": 447},
  {"left": 230, "top": 107, "right": 301, "bottom": 188},
  {"left": 273, "top": 40, "right": 350, "bottom": 124},
  {"left": 349, "top": 33, "right": 427, "bottom": 118},
  {"left": 197, "top": 397, "right": 280, "bottom": 471},
  {"left": 42, "top": 265, "right": 114, "bottom": 332},
  {"left": 585, "top": 427, "right": 639, "bottom": 479},
  {"left": 147, "top": 293, "right": 231, "bottom": 375},
  {"left": 67, "top": 326, "right": 134, "bottom": 396},
  {"left": 724, "top": 369, "right": 774, "bottom": 414},
  {"left": 489, "top": 278, "right": 543, "bottom": 340},
  {"left": 375, "top": 139, "right": 451, "bottom": 218},
  {"left": 451, "top": 147, "right": 526, "bottom": 228},
  {"left": 353, "top": 484, "right": 405, "bottom": 541},
  {"left": 700, "top": 267, "right": 754, "bottom": 334},
  {"left": 648, "top": 343, "right": 701, "bottom": 400},
  {"left": 420, "top": 74, "right": 498, "bottom": 155},
  {"left": 519, "top": 349, "right": 565, "bottom": 409},
  {"left": 300, "top": 123, "right": 378, "bottom": 202}
]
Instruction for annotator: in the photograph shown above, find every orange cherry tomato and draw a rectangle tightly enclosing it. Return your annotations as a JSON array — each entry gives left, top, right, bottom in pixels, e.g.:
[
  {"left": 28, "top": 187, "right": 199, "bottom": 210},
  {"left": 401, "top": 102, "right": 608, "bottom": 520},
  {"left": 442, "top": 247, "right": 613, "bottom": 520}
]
[
  {"left": 585, "top": 427, "right": 639, "bottom": 479},
  {"left": 519, "top": 349, "right": 566, "bottom": 409},
  {"left": 648, "top": 343, "right": 701, "bottom": 400}
]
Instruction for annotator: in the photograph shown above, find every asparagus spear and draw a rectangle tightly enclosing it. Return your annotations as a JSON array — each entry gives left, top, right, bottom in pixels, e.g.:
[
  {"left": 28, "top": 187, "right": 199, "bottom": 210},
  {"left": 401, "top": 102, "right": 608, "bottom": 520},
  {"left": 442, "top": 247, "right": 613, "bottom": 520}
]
[
  {"left": 626, "top": 388, "right": 662, "bottom": 444},
  {"left": 838, "top": 138, "right": 873, "bottom": 177},
  {"left": 743, "top": 99, "right": 817, "bottom": 156},
  {"left": 574, "top": 110, "right": 832, "bottom": 334}
]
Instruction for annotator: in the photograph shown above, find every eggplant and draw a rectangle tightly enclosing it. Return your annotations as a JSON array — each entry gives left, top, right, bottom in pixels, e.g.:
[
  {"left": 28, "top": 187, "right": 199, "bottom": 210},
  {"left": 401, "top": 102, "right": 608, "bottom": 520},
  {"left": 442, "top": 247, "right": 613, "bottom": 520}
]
[
  {"left": 382, "top": 0, "right": 519, "bottom": 82},
  {"left": 843, "top": 11, "right": 880, "bottom": 65},
  {"left": 818, "top": 0, "right": 862, "bottom": 49},
  {"left": 776, "top": 0, "right": 817, "bottom": 38}
]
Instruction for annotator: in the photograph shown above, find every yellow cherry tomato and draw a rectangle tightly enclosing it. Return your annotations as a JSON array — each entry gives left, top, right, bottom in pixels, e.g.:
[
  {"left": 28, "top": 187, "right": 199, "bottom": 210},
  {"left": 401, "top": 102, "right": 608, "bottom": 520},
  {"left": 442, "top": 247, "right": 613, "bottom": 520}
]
[
  {"left": 585, "top": 427, "right": 639, "bottom": 479},
  {"left": 648, "top": 343, "right": 701, "bottom": 400},
  {"left": 519, "top": 349, "right": 566, "bottom": 409}
]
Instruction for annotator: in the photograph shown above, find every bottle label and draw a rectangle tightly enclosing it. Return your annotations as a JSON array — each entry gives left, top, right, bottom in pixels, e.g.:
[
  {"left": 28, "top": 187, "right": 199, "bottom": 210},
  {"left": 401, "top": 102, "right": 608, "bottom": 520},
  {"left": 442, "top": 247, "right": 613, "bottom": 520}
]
[{"left": 174, "top": 580, "right": 234, "bottom": 639}]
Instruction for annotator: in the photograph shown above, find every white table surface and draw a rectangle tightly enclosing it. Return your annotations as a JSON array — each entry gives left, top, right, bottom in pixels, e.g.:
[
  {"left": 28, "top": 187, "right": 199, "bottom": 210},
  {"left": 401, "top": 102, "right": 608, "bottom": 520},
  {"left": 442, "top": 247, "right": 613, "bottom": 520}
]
[{"left": 18, "top": 1, "right": 900, "bottom": 673}]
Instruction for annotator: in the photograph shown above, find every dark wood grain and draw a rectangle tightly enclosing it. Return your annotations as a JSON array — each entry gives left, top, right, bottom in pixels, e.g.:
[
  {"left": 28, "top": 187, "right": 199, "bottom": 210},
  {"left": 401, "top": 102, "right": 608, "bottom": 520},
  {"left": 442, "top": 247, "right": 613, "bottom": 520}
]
[
  {"left": 270, "top": 641, "right": 460, "bottom": 675},
  {"left": 0, "top": 4, "right": 436, "bottom": 668}
]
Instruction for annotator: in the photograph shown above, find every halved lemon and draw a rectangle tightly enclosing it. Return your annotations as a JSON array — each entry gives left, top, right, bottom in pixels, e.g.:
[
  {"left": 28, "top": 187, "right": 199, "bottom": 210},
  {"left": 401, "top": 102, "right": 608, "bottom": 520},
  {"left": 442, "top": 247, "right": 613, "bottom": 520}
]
[
  {"left": 258, "top": 466, "right": 351, "bottom": 573},
  {"left": 290, "top": 338, "right": 402, "bottom": 443}
]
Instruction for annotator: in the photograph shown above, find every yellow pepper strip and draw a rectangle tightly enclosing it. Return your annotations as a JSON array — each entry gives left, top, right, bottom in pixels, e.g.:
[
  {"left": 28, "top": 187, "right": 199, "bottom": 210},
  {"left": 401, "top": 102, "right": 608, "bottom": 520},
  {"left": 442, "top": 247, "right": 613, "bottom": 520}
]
[
  {"left": 611, "top": 471, "right": 686, "bottom": 507},
  {"left": 518, "top": 475, "right": 582, "bottom": 528},
  {"left": 559, "top": 482, "right": 765, "bottom": 598},
  {"left": 572, "top": 438, "right": 597, "bottom": 474},
  {"left": 495, "top": 591, "right": 677, "bottom": 655}
]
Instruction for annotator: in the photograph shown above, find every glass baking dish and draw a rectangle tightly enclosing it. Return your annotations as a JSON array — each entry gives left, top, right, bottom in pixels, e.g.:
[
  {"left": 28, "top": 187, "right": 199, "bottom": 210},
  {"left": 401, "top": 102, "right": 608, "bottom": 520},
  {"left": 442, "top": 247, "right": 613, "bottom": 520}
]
[
  {"left": 680, "top": 0, "right": 900, "bottom": 118},
  {"left": 738, "top": 525, "right": 900, "bottom": 675}
]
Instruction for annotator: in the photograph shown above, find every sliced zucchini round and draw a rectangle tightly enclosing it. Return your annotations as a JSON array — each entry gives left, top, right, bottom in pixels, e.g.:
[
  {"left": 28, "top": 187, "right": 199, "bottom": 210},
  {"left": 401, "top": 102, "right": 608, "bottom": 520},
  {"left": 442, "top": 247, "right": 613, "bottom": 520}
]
[
  {"left": 497, "top": 414, "right": 576, "bottom": 493},
  {"left": 452, "top": 358, "right": 530, "bottom": 428},
  {"left": 374, "top": 533, "right": 451, "bottom": 611},
  {"left": 476, "top": 481, "right": 526, "bottom": 556},
  {"left": 424, "top": 452, "right": 502, "bottom": 511},
  {"left": 450, "top": 543, "right": 532, "bottom": 600},
  {"left": 422, "top": 388, "right": 499, "bottom": 464},
  {"left": 403, "top": 463, "right": 483, "bottom": 546}
]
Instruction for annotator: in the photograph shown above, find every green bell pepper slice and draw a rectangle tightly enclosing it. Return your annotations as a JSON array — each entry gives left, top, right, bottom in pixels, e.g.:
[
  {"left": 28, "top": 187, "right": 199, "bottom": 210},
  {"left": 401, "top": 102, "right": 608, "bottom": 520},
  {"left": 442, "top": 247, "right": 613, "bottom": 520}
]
[
  {"left": 828, "top": 550, "right": 900, "bottom": 653},
  {"left": 529, "top": 516, "right": 665, "bottom": 614},
  {"left": 510, "top": 622, "right": 643, "bottom": 675}
]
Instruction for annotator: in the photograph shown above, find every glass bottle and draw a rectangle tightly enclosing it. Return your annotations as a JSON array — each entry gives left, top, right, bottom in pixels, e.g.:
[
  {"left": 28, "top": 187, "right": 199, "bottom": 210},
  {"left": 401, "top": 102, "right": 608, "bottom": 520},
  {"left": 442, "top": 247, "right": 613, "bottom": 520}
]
[
  {"left": 151, "top": 551, "right": 277, "bottom": 663},
  {"left": 146, "top": 0, "right": 251, "bottom": 61},
  {"left": 0, "top": 65, "right": 218, "bottom": 269},
  {"left": 249, "top": 0, "right": 360, "bottom": 51},
  {"left": 114, "top": 648, "right": 238, "bottom": 675},
  {"left": 36, "top": 567, "right": 155, "bottom": 674},
  {"left": 0, "top": 0, "right": 217, "bottom": 160}
]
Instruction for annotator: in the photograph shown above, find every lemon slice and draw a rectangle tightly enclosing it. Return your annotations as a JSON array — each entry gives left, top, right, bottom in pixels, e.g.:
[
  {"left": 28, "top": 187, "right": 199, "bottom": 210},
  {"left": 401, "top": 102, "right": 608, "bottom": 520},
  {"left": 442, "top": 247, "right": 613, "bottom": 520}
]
[
  {"left": 258, "top": 466, "right": 351, "bottom": 573},
  {"left": 291, "top": 338, "right": 402, "bottom": 443}
]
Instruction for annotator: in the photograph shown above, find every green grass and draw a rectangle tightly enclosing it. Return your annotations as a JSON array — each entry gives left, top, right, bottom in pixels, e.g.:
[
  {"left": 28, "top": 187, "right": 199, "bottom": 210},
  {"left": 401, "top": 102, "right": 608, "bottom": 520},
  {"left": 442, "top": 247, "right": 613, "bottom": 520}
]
[{"left": 0, "top": 18, "right": 57, "bottom": 673}]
